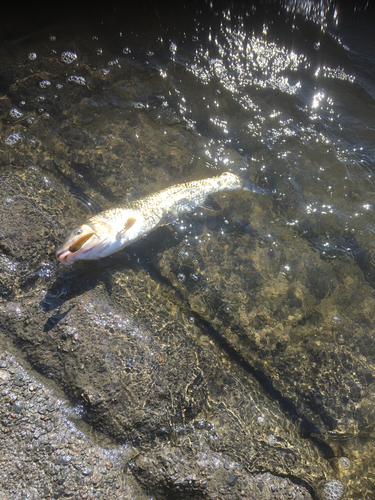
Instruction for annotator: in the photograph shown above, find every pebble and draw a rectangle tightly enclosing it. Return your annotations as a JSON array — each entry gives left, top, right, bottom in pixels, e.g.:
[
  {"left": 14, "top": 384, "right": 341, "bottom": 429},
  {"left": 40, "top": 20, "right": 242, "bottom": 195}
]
[
  {"left": 13, "top": 401, "right": 24, "bottom": 413},
  {"left": 227, "top": 472, "right": 239, "bottom": 486},
  {"left": 58, "top": 455, "right": 72, "bottom": 465}
]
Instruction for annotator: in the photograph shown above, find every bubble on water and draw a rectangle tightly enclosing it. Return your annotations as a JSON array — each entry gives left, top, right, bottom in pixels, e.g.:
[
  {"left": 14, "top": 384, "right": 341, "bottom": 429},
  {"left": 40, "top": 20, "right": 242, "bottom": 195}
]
[
  {"left": 39, "top": 80, "right": 51, "bottom": 89},
  {"left": 339, "top": 457, "right": 350, "bottom": 469},
  {"left": 188, "top": 316, "right": 195, "bottom": 324},
  {"left": 56, "top": 83, "right": 63, "bottom": 89},
  {"left": 4, "top": 133, "right": 21, "bottom": 146},
  {"left": 97, "top": 48, "right": 103, "bottom": 55},
  {"left": 179, "top": 249, "right": 189, "bottom": 259},
  {"left": 61, "top": 51, "right": 77, "bottom": 64},
  {"left": 123, "top": 47, "right": 131, "bottom": 55},
  {"left": 108, "top": 58, "right": 120, "bottom": 67},
  {"left": 26, "top": 117, "right": 35, "bottom": 124},
  {"left": 267, "top": 434, "right": 277, "bottom": 445},
  {"left": 9, "top": 108, "right": 23, "bottom": 119},
  {"left": 177, "top": 273, "right": 186, "bottom": 283},
  {"left": 28, "top": 52, "right": 37, "bottom": 60},
  {"left": 49, "top": 35, "right": 56, "bottom": 41},
  {"left": 4, "top": 197, "right": 14, "bottom": 207},
  {"left": 323, "top": 480, "right": 344, "bottom": 500},
  {"left": 257, "top": 416, "right": 266, "bottom": 425},
  {"left": 19, "top": 101, "right": 26, "bottom": 106},
  {"left": 66, "top": 75, "right": 86, "bottom": 85}
]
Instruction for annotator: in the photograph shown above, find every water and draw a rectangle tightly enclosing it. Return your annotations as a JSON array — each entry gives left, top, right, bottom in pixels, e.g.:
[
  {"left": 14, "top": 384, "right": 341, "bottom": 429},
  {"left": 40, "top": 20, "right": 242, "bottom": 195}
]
[{"left": 1, "top": 1, "right": 375, "bottom": 498}]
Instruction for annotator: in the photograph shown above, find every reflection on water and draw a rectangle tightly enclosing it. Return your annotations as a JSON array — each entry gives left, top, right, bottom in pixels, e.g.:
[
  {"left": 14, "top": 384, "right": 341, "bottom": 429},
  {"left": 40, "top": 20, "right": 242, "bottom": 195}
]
[{"left": 1, "top": 1, "right": 375, "bottom": 498}]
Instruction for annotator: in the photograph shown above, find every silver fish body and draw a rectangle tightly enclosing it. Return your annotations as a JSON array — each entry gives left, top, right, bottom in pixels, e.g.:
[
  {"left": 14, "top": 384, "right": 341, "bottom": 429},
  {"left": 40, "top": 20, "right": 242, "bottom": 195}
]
[{"left": 56, "top": 172, "right": 247, "bottom": 265}]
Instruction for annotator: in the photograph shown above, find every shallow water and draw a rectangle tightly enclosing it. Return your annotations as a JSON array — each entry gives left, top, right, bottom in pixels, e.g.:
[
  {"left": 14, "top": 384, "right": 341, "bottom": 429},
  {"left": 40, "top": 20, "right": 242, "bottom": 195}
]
[{"left": 1, "top": 1, "right": 375, "bottom": 498}]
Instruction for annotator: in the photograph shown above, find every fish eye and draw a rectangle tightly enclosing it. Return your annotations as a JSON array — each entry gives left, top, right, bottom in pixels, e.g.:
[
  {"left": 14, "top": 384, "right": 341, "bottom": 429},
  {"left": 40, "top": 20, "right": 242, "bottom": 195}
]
[{"left": 73, "top": 228, "right": 83, "bottom": 236}]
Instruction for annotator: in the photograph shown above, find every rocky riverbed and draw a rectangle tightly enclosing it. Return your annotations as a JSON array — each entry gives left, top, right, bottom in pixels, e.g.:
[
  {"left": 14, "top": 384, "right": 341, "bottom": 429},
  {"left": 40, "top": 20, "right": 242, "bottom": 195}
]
[{"left": 1, "top": 351, "right": 317, "bottom": 499}]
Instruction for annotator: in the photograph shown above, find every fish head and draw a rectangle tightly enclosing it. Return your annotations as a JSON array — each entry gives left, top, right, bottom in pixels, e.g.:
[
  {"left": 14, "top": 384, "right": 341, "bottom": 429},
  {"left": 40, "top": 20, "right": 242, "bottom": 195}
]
[{"left": 56, "top": 220, "right": 115, "bottom": 265}]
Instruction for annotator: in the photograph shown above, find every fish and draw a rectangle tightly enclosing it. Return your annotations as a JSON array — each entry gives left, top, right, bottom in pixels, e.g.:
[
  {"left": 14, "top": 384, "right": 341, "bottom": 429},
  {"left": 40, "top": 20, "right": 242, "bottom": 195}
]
[{"left": 56, "top": 171, "right": 264, "bottom": 265}]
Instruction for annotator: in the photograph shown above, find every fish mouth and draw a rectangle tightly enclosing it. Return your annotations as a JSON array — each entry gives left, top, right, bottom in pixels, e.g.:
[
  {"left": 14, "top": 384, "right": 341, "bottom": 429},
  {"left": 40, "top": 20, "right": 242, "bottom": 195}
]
[
  {"left": 56, "top": 232, "right": 95, "bottom": 265},
  {"left": 56, "top": 248, "right": 74, "bottom": 265},
  {"left": 56, "top": 246, "right": 95, "bottom": 265}
]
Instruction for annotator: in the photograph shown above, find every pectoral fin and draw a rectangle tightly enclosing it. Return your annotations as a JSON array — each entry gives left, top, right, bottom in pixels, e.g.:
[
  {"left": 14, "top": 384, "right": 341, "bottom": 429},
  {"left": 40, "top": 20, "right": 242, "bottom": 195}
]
[
  {"left": 158, "top": 212, "right": 177, "bottom": 226},
  {"left": 116, "top": 217, "right": 137, "bottom": 239},
  {"left": 200, "top": 194, "right": 222, "bottom": 211}
]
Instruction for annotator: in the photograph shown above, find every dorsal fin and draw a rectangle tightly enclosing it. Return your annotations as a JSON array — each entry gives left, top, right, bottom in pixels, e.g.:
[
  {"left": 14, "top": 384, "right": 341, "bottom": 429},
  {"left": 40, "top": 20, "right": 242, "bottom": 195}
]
[{"left": 200, "top": 194, "right": 222, "bottom": 211}]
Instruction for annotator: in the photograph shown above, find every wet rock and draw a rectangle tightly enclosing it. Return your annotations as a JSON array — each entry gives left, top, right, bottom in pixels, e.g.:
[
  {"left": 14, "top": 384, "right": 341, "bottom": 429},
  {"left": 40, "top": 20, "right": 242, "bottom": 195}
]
[
  {"left": 1, "top": 261, "right": 335, "bottom": 495},
  {"left": 1, "top": 270, "right": 209, "bottom": 443},
  {"left": 132, "top": 445, "right": 314, "bottom": 500},
  {"left": 158, "top": 221, "right": 375, "bottom": 440},
  {"left": 0, "top": 352, "right": 145, "bottom": 499}
]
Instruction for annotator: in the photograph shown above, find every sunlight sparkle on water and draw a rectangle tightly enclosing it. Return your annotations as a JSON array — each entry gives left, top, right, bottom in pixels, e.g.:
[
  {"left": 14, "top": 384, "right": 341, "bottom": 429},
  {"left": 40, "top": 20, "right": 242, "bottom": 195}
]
[
  {"left": 312, "top": 91, "right": 325, "bottom": 109},
  {"left": 189, "top": 26, "right": 308, "bottom": 108}
]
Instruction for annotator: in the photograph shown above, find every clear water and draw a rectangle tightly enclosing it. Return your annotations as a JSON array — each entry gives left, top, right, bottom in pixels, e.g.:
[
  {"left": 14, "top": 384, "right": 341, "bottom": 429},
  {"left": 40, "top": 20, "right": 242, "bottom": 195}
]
[{"left": 1, "top": 1, "right": 375, "bottom": 498}]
